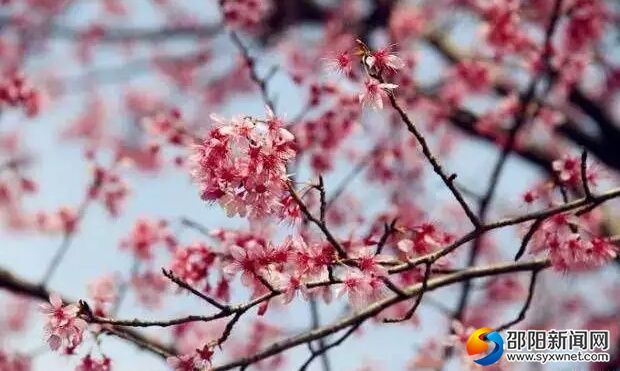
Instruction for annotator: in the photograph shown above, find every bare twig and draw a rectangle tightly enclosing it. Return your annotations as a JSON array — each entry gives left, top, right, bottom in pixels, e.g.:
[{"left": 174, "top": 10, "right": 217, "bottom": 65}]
[
  {"left": 315, "top": 176, "right": 327, "bottom": 224},
  {"left": 40, "top": 163, "right": 108, "bottom": 285},
  {"left": 380, "top": 82, "right": 480, "bottom": 228},
  {"left": 384, "top": 262, "right": 432, "bottom": 323},
  {"left": 308, "top": 298, "right": 331, "bottom": 371},
  {"left": 581, "top": 149, "right": 593, "bottom": 199},
  {"left": 162, "top": 268, "right": 230, "bottom": 311},
  {"left": 496, "top": 269, "right": 541, "bottom": 331},
  {"left": 229, "top": 31, "right": 277, "bottom": 112},
  {"left": 298, "top": 322, "right": 361, "bottom": 371},
  {"left": 375, "top": 219, "right": 398, "bottom": 255},
  {"left": 515, "top": 218, "right": 544, "bottom": 261},
  {"left": 287, "top": 183, "right": 348, "bottom": 259},
  {"left": 179, "top": 217, "right": 211, "bottom": 236}
]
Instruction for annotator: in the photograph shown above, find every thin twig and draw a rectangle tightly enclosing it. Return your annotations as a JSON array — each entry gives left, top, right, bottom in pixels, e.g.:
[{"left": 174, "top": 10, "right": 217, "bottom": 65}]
[
  {"left": 162, "top": 268, "right": 230, "bottom": 311},
  {"left": 298, "top": 322, "right": 361, "bottom": 371},
  {"left": 308, "top": 298, "right": 331, "bottom": 371},
  {"left": 375, "top": 219, "right": 398, "bottom": 255},
  {"left": 384, "top": 262, "right": 432, "bottom": 323},
  {"left": 581, "top": 149, "right": 593, "bottom": 199},
  {"left": 229, "top": 31, "right": 276, "bottom": 112},
  {"left": 380, "top": 79, "right": 480, "bottom": 228},
  {"left": 496, "top": 269, "right": 541, "bottom": 331},
  {"left": 287, "top": 183, "right": 348, "bottom": 259},
  {"left": 515, "top": 218, "right": 544, "bottom": 261},
  {"left": 316, "top": 176, "right": 327, "bottom": 224},
  {"left": 180, "top": 217, "right": 212, "bottom": 237}
]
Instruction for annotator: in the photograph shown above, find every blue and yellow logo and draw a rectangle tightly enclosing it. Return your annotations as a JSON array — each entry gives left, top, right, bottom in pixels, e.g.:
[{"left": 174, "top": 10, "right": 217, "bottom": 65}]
[{"left": 466, "top": 327, "right": 504, "bottom": 366}]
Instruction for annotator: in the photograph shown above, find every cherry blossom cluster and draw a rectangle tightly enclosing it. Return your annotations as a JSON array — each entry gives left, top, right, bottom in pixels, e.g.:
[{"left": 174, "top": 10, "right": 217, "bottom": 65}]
[
  {"left": 130, "top": 270, "right": 169, "bottom": 308},
  {"left": 39, "top": 294, "right": 87, "bottom": 352},
  {"left": 119, "top": 218, "right": 176, "bottom": 260},
  {"left": 327, "top": 41, "right": 405, "bottom": 110},
  {"left": 0, "top": 72, "right": 41, "bottom": 116},
  {"left": 527, "top": 213, "right": 617, "bottom": 270},
  {"left": 142, "top": 109, "right": 194, "bottom": 148},
  {"left": 87, "top": 274, "right": 117, "bottom": 316},
  {"left": 169, "top": 242, "right": 219, "bottom": 293},
  {"left": 75, "top": 354, "right": 112, "bottom": 371},
  {"left": 553, "top": 154, "right": 599, "bottom": 188},
  {"left": 87, "top": 165, "right": 130, "bottom": 218},
  {"left": 189, "top": 110, "right": 296, "bottom": 219}
]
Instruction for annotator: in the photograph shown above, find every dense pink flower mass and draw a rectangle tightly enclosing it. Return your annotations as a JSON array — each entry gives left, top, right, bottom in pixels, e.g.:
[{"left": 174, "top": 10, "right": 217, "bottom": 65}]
[
  {"left": 39, "top": 294, "right": 86, "bottom": 352},
  {"left": 190, "top": 109, "right": 296, "bottom": 219},
  {"left": 1, "top": 0, "right": 620, "bottom": 370}
]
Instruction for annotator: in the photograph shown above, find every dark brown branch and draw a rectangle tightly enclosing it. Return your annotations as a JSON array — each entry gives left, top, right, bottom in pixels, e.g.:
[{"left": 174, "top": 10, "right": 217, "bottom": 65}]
[
  {"left": 581, "top": 150, "right": 593, "bottom": 199},
  {"left": 388, "top": 186, "right": 620, "bottom": 274},
  {"left": 211, "top": 259, "right": 550, "bottom": 371},
  {"left": 315, "top": 176, "right": 327, "bottom": 224},
  {"left": 217, "top": 310, "right": 246, "bottom": 348},
  {"left": 0, "top": 267, "right": 175, "bottom": 359},
  {"left": 375, "top": 219, "right": 398, "bottom": 255}
]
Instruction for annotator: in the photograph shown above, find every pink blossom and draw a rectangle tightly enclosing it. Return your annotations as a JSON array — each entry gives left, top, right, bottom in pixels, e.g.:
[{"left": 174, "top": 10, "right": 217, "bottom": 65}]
[
  {"left": 273, "top": 272, "right": 308, "bottom": 304},
  {"left": 169, "top": 243, "right": 216, "bottom": 288},
  {"left": 189, "top": 110, "right": 296, "bottom": 219},
  {"left": 0, "top": 350, "right": 31, "bottom": 371},
  {"left": 358, "top": 79, "right": 398, "bottom": 110},
  {"left": 119, "top": 218, "right": 176, "bottom": 260},
  {"left": 39, "top": 294, "right": 87, "bottom": 351},
  {"left": 365, "top": 48, "right": 405, "bottom": 73},
  {"left": 75, "top": 354, "right": 111, "bottom": 371},
  {"left": 389, "top": 6, "right": 425, "bottom": 42},
  {"left": 87, "top": 274, "right": 117, "bottom": 311},
  {"left": 325, "top": 51, "right": 355, "bottom": 76},
  {"left": 131, "top": 271, "right": 168, "bottom": 308},
  {"left": 0, "top": 72, "right": 42, "bottom": 117},
  {"left": 351, "top": 246, "right": 388, "bottom": 277},
  {"left": 223, "top": 243, "right": 264, "bottom": 289},
  {"left": 336, "top": 269, "right": 385, "bottom": 310},
  {"left": 166, "top": 354, "right": 197, "bottom": 371}
]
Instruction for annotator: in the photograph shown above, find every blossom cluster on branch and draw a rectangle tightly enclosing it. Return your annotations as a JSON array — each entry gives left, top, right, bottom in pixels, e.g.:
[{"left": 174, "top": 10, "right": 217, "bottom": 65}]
[{"left": 0, "top": 0, "right": 619, "bottom": 370}]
